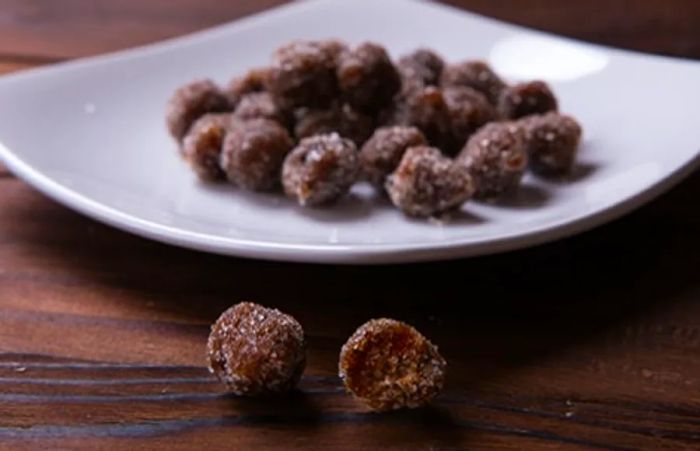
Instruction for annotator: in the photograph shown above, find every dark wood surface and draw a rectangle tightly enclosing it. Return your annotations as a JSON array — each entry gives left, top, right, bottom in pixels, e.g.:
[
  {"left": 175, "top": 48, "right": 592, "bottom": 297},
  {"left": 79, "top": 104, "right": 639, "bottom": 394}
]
[{"left": 1, "top": 1, "right": 699, "bottom": 449}]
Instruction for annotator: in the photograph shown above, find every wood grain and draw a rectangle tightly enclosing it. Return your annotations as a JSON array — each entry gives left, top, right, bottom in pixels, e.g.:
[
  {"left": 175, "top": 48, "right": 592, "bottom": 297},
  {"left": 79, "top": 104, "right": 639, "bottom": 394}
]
[
  {"left": 0, "top": 1, "right": 699, "bottom": 450},
  {"left": 0, "top": 0, "right": 287, "bottom": 60}
]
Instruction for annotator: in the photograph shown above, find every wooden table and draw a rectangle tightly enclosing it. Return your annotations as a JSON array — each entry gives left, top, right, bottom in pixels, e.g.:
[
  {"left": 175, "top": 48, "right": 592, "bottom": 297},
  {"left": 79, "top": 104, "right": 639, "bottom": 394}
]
[{"left": 1, "top": 1, "right": 699, "bottom": 449}]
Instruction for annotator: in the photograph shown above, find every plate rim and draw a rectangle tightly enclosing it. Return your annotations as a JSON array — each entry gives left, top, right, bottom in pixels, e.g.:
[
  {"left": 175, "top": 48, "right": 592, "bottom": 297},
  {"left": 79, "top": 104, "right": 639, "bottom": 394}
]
[{"left": 2, "top": 140, "right": 697, "bottom": 264}]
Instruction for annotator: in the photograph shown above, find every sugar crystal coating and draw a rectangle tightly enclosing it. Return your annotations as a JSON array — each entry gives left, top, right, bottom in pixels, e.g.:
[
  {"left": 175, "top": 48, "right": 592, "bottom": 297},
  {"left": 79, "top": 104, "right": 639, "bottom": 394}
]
[
  {"left": 166, "top": 79, "right": 231, "bottom": 141},
  {"left": 443, "top": 86, "right": 497, "bottom": 154},
  {"left": 282, "top": 133, "right": 359, "bottom": 206},
  {"left": 457, "top": 122, "right": 528, "bottom": 198},
  {"left": 226, "top": 67, "right": 270, "bottom": 108},
  {"left": 220, "top": 118, "right": 293, "bottom": 191},
  {"left": 440, "top": 61, "right": 506, "bottom": 105},
  {"left": 386, "top": 145, "right": 474, "bottom": 217},
  {"left": 497, "top": 80, "right": 558, "bottom": 120},
  {"left": 397, "top": 48, "right": 445, "bottom": 87},
  {"left": 522, "top": 112, "right": 582, "bottom": 175},
  {"left": 233, "top": 91, "right": 291, "bottom": 127},
  {"left": 359, "top": 126, "right": 427, "bottom": 187},
  {"left": 266, "top": 40, "right": 344, "bottom": 110},
  {"left": 166, "top": 39, "right": 581, "bottom": 219},
  {"left": 181, "top": 113, "right": 230, "bottom": 181},
  {"left": 339, "top": 318, "right": 446, "bottom": 411},
  {"left": 384, "top": 86, "right": 452, "bottom": 152},
  {"left": 337, "top": 42, "right": 401, "bottom": 113},
  {"left": 207, "top": 302, "right": 306, "bottom": 395},
  {"left": 294, "top": 103, "right": 374, "bottom": 147}
]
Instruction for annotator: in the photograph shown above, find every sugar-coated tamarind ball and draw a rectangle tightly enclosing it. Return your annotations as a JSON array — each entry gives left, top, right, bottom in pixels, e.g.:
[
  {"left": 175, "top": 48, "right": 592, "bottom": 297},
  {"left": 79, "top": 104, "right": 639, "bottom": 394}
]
[
  {"left": 522, "top": 112, "right": 582, "bottom": 175},
  {"left": 497, "top": 80, "right": 558, "bottom": 120},
  {"left": 220, "top": 118, "right": 293, "bottom": 191},
  {"left": 443, "top": 86, "right": 497, "bottom": 154},
  {"left": 457, "top": 122, "right": 528, "bottom": 199},
  {"left": 181, "top": 113, "right": 231, "bottom": 181},
  {"left": 339, "top": 318, "right": 447, "bottom": 411},
  {"left": 266, "top": 40, "right": 345, "bottom": 110},
  {"left": 440, "top": 60, "right": 506, "bottom": 105},
  {"left": 337, "top": 42, "right": 401, "bottom": 114},
  {"left": 233, "top": 91, "right": 291, "bottom": 128},
  {"left": 207, "top": 302, "right": 306, "bottom": 396},
  {"left": 294, "top": 103, "right": 375, "bottom": 147},
  {"left": 282, "top": 133, "right": 359, "bottom": 206},
  {"left": 166, "top": 79, "right": 231, "bottom": 141},
  {"left": 226, "top": 67, "right": 271, "bottom": 108},
  {"left": 386, "top": 145, "right": 474, "bottom": 218},
  {"left": 359, "top": 126, "right": 427, "bottom": 188},
  {"left": 397, "top": 48, "right": 445, "bottom": 87},
  {"left": 383, "top": 86, "right": 452, "bottom": 152}
]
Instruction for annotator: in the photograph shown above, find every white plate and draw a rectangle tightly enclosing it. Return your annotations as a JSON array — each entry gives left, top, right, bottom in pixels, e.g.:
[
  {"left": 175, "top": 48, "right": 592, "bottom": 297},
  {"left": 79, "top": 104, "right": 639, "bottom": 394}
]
[{"left": 0, "top": 0, "right": 698, "bottom": 264}]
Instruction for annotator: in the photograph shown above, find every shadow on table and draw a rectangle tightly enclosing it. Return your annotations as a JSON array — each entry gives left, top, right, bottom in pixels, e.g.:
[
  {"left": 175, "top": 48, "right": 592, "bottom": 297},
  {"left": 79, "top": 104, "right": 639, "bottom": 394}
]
[
  {"left": 213, "top": 389, "right": 465, "bottom": 447},
  {"left": 10, "top": 172, "right": 697, "bottom": 402}
]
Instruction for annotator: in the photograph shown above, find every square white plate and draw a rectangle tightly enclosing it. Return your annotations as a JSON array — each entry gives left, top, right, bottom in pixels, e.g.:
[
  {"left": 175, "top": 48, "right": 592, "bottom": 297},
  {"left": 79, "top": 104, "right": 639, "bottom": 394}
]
[{"left": 0, "top": 0, "right": 698, "bottom": 264}]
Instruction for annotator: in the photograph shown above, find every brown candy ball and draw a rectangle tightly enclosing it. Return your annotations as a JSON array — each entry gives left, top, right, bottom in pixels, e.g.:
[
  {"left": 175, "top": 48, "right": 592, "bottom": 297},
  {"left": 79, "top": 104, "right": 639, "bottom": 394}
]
[
  {"left": 440, "top": 60, "right": 506, "bottom": 105},
  {"left": 397, "top": 48, "right": 445, "bottom": 87},
  {"left": 166, "top": 79, "right": 231, "bottom": 141},
  {"left": 181, "top": 113, "right": 230, "bottom": 181},
  {"left": 443, "top": 86, "right": 497, "bottom": 154},
  {"left": 226, "top": 67, "right": 270, "bottom": 108},
  {"left": 282, "top": 133, "right": 359, "bottom": 206},
  {"left": 266, "top": 40, "right": 343, "bottom": 110},
  {"left": 294, "top": 103, "right": 375, "bottom": 147},
  {"left": 220, "top": 118, "right": 293, "bottom": 191},
  {"left": 339, "top": 318, "right": 446, "bottom": 411},
  {"left": 337, "top": 42, "right": 401, "bottom": 114},
  {"left": 359, "top": 126, "right": 427, "bottom": 187},
  {"left": 233, "top": 91, "right": 291, "bottom": 127},
  {"left": 384, "top": 86, "right": 452, "bottom": 152},
  {"left": 522, "top": 112, "right": 582, "bottom": 175},
  {"left": 207, "top": 302, "right": 306, "bottom": 395},
  {"left": 457, "top": 122, "right": 528, "bottom": 199},
  {"left": 497, "top": 80, "right": 558, "bottom": 120},
  {"left": 386, "top": 145, "right": 474, "bottom": 217}
]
